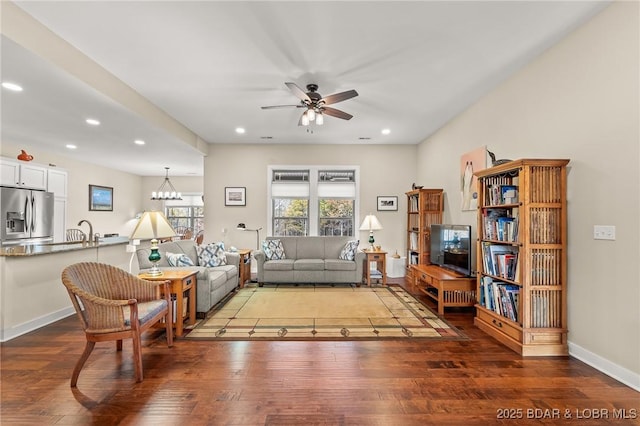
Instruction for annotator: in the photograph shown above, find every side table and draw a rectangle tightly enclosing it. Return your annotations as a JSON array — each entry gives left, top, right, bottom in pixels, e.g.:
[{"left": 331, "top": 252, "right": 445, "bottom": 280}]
[
  {"left": 237, "top": 249, "right": 252, "bottom": 288},
  {"left": 139, "top": 270, "right": 197, "bottom": 337},
  {"left": 362, "top": 249, "right": 387, "bottom": 286}
]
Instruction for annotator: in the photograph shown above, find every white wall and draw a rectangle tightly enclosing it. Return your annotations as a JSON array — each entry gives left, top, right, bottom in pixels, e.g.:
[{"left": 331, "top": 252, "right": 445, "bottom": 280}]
[
  {"left": 203, "top": 143, "right": 417, "bottom": 256},
  {"left": 416, "top": 2, "right": 639, "bottom": 387}
]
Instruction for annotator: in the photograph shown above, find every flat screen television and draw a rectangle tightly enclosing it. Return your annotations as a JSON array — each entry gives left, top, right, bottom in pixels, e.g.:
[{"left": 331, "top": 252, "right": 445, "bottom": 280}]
[{"left": 430, "top": 224, "right": 472, "bottom": 277}]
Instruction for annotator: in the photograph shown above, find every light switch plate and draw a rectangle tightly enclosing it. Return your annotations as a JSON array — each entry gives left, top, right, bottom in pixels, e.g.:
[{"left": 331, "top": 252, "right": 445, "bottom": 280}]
[{"left": 593, "top": 225, "right": 616, "bottom": 240}]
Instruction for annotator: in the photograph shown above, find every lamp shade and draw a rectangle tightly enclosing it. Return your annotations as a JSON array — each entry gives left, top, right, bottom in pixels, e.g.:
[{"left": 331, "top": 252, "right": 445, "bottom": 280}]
[
  {"left": 130, "top": 211, "right": 176, "bottom": 240},
  {"left": 359, "top": 214, "right": 383, "bottom": 231}
]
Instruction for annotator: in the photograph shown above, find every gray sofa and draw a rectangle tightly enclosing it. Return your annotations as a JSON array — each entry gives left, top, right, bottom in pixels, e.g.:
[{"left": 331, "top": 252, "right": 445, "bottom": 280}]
[
  {"left": 254, "top": 236, "right": 365, "bottom": 286},
  {"left": 136, "top": 239, "right": 239, "bottom": 315}
]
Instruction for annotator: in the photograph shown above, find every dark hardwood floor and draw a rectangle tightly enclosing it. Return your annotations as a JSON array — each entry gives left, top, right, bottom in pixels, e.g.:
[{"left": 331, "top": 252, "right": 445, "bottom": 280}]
[{"left": 2, "top": 279, "right": 638, "bottom": 425}]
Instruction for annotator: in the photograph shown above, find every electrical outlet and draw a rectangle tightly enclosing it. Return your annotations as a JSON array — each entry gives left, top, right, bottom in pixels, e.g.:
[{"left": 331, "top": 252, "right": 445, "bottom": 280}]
[{"left": 593, "top": 225, "right": 616, "bottom": 240}]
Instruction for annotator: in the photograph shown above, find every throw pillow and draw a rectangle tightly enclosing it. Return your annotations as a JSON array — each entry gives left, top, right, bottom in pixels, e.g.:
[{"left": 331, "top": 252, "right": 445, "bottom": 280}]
[
  {"left": 338, "top": 239, "right": 360, "bottom": 261},
  {"left": 166, "top": 252, "right": 195, "bottom": 267},
  {"left": 196, "top": 242, "right": 227, "bottom": 267},
  {"left": 262, "top": 239, "right": 286, "bottom": 260}
]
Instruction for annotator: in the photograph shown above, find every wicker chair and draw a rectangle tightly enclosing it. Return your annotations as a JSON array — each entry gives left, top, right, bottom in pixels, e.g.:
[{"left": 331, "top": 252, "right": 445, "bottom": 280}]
[
  {"left": 61, "top": 262, "right": 173, "bottom": 387},
  {"left": 66, "top": 228, "right": 87, "bottom": 242}
]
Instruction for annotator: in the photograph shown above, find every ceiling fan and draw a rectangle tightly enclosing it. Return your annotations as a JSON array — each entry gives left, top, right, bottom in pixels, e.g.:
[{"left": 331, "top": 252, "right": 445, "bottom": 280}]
[{"left": 261, "top": 82, "right": 358, "bottom": 126}]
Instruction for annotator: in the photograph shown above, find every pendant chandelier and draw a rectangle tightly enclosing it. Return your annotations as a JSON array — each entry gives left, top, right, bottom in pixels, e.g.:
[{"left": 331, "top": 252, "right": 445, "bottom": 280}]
[{"left": 151, "top": 167, "right": 182, "bottom": 200}]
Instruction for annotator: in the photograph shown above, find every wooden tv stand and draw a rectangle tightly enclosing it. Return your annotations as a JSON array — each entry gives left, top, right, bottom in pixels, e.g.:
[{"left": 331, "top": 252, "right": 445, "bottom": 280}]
[{"left": 410, "top": 264, "right": 476, "bottom": 315}]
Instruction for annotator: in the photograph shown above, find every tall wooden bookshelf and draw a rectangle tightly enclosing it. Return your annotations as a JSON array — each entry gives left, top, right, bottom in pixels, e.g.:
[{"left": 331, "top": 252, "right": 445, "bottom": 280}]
[
  {"left": 474, "top": 159, "right": 569, "bottom": 356},
  {"left": 406, "top": 188, "right": 444, "bottom": 282}
]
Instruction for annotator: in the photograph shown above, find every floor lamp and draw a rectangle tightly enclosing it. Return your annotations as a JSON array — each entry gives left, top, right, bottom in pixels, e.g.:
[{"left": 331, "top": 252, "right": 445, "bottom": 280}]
[
  {"left": 237, "top": 223, "right": 262, "bottom": 282},
  {"left": 236, "top": 223, "right": 262, "bottom": 250}
]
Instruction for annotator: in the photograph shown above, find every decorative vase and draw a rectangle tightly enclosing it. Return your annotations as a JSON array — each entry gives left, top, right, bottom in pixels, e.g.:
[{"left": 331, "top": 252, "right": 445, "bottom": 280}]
[{"left": 17, "top": 150, "right": 34, "bottom": 161}]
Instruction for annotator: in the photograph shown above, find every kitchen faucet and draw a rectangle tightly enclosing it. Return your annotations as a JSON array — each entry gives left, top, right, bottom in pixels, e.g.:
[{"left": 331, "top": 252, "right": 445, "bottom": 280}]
[{"left": 77, "top": 220, "right": 93, "bottom": 243}]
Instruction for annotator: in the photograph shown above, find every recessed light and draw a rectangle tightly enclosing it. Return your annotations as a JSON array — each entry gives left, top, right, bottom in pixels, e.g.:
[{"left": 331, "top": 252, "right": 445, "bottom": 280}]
[
  {"left": 66, "top": 144, "right": 77, "bottom": 149},
  {"left": 134, "top": 139, "right": 145, "bottom": 145},
  {"left": 235, "top": 127, "right": 246, "bottom": 134},
  {"left": 1, "top": 82, "right": 23, "bottom": 92},
  {"left": 381, "top": 128, "right": 391, "bottom": 135},
  {"left": 86, "top": 118, "right": 100, "bottom": 126}
]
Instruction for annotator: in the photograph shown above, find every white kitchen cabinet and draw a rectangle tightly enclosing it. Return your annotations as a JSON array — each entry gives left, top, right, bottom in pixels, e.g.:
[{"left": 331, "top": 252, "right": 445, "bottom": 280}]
[
  {"left": 0, "top": 158, "right": 47, "bottom": 189},
  {"left": 47, "top": 168, "right": 68, "bottom": 197}
]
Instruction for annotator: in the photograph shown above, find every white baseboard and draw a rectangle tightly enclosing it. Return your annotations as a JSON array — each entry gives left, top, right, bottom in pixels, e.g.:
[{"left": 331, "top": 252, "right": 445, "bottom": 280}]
[
  {"left": 1, "top": 306, "right": 75, "bottom": 342},
  {"left": 569, "top": 341, "right": 640, "bottom": 392}
]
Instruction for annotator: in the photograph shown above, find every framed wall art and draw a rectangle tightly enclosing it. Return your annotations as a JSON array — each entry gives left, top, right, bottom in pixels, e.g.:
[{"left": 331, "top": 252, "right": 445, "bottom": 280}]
[
  {"left": 225, "top": 187, "right": 246, "bottom": 206},
  {"left": 377, "top": 196, "right": 398, "bottom": 211},
  {"left": 89, "top": 185, "right": 113, "bottom": 211}
]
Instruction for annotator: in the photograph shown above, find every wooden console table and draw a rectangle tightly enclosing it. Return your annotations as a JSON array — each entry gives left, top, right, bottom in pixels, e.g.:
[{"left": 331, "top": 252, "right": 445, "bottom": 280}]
[
  {"left": 411, "top": 264, "right": 475, "bottom": 315},
  {"left": 139, "top": 270, "right": 197, "bottom": 337}
]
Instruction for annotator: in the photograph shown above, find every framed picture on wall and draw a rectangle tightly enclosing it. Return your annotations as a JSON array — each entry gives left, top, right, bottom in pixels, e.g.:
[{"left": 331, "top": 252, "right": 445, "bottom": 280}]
[
  {"left": 89, "top": 185, "right": 113, "bottom": 211},
  {"left": 377, "top": 196, "right": 398, "bottom": 211},
  {"left": 225, "top": 187, "right": 246, "bottom": 206}
]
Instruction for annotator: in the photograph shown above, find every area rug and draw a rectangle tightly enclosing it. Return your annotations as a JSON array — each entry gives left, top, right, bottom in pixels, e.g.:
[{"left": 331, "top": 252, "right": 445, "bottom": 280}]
[{"left": 186, "top": 284, "right": 467, "bottom": 341}]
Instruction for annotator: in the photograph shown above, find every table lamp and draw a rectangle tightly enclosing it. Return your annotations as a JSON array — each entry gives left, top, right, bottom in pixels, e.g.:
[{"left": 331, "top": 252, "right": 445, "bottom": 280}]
[
  {"left": 130, "top": 211, "right": 176, "bottom": 276},
  {"left": 359, "top": 214, "right": 383, "bottom": 250}
]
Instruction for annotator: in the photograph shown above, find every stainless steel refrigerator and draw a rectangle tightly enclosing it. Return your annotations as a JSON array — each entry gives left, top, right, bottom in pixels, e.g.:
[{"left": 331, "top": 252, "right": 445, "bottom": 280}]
[{"left": 1, "top": 186, "right": 54, "bottom": 245}]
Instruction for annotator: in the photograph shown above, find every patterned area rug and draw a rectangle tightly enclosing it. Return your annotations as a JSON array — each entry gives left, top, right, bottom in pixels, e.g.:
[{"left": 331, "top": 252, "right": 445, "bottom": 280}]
[{"left": 186, "top": 284, "right": 467, "bottom": 341}]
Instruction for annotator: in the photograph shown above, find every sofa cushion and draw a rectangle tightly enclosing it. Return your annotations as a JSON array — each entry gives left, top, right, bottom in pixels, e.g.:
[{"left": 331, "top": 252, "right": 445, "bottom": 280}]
[
  {"left": 338, "top": 239, "right": 359, "bottom": 261},
  {"left": 197, "top": 242, "right": 227, "bottom": 267},
  {"left": 294, "top": 259, "right": 325, "bottom": 271},
  {"left": 296, "top": 237, "right": 325, "bottom": 259},
  {"left": 263, "top": 259, "right": 295, "bottom": 271},
  {"left": 205, "top": 268, "right": 229, "bottom": 291},
  {"left": 263, "top": 239, "right": 286, "bottom": 260},
  {"left": 325, "top": 259, "right": 357, "bottom": 271},
  {"left": 166, "top": 252, "right": 195, "bottom": 267}
]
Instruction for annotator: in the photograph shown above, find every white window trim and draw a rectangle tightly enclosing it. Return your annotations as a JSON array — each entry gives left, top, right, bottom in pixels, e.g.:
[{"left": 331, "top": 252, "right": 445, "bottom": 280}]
[{"left": 267, "top": 165, "right": 360, "bottom": 236}]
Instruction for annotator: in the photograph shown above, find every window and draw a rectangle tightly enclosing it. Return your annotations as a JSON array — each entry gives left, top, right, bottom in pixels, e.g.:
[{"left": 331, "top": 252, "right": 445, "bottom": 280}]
[
  {"left": 164, "top": 194, "right": 204, "bottom": 234},
  {"left": 269, "top": 167, "right": 359, "bottom": 236},
  {"left": 271, "top": 170, "right": 309, "bottom": 236},
  {"left": 318, "top": 170, "right": 355, "bottom": 236}
]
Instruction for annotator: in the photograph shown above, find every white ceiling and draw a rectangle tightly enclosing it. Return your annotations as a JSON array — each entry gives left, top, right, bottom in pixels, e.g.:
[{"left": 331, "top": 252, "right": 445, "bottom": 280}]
[{"left": 1, "top": 1, "right": 608, "bottom": 177}]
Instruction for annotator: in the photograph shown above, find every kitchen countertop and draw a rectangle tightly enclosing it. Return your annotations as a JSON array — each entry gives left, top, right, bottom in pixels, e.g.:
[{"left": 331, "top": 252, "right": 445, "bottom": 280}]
[{"left": 0, "top": 236, "right": 130, "bottom": 257}]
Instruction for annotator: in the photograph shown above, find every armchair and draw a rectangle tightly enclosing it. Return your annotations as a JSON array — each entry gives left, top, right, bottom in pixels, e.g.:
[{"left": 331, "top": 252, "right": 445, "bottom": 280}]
[{"left": 61, "top": 262, "right": 173, "bottom": 387}]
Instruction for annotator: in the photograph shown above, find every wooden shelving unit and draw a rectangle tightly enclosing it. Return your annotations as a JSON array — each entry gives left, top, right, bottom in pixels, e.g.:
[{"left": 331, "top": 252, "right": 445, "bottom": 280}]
[
  {"left": 474, "top": 159, "right": 569, "bottom": 356},
  {"left": 405, "top": 188, "right": 443, "bottom": 283}
]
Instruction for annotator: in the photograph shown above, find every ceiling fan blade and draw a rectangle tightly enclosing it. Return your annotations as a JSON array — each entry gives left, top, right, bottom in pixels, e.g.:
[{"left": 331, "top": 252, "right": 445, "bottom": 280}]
[
  {"left": 322, "top": 106, "right": 353, "bottom": 120},
  {"left": 285, "top": 82, "right": 311, "bottom": 103},
  {"left": 321, "top": 89, "right": 358, "bottom": 105},
  {"left": 261, "top": 105, "right": 305, "bottom": 110}
]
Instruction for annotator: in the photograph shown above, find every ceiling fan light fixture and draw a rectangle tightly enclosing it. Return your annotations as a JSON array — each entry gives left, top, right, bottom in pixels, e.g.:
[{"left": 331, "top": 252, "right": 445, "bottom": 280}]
[
  {"left": 301, "top": 112, "right": 310, "bottom": 126},
  {"left": 307, "top": 108, "right": 316, "bottom": 121},
  {"left": 316, "top": 113, "right": 324, "bottom": 125}
]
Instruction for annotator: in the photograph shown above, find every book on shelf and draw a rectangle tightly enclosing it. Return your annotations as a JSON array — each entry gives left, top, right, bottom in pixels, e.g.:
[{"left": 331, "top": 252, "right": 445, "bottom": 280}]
[
  {"left": 500, "top": 185, "right": 519, "bottom": 204},
  {"left": 481, "top": 243, "right": 519, "bottom": 280},
  {"left": 479, "top": 276, "right": 519, "bottom": 321},
  {"left": 482, "top": 208, "right": 519, "bottom": 242},
  {"left": 487, "top": 184, "right": 520, "bottom": 205}
]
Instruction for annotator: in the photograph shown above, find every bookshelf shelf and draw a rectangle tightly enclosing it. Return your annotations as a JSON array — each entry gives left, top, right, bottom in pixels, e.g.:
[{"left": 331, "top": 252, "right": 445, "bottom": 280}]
[
  {"left": 405, "top": 188, "right": 443, "bottom": 283},
  {"left": 474, "top": 159, "right": 569, "bottom": 356}
]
